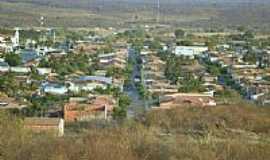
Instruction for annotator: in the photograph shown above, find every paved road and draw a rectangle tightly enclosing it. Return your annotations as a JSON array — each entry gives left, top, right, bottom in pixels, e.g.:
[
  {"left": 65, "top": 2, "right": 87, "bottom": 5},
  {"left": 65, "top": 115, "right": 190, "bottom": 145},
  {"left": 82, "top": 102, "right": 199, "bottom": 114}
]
[{"left": 125, "top": 48, "right": 145, "bottom": 118}]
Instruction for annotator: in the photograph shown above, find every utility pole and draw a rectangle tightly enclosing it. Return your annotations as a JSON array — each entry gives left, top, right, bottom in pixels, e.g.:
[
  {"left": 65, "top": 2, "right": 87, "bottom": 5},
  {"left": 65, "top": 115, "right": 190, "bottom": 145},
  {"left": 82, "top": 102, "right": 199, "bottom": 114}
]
[
  {"left": 53, "top": 29, "right": 56, "bottom": 44},
  {"left": 104, "top": 105, "right": 108, "bottom": 120},
  {"left": 157, "top": 0, "right": 160, "bottom": 24}
]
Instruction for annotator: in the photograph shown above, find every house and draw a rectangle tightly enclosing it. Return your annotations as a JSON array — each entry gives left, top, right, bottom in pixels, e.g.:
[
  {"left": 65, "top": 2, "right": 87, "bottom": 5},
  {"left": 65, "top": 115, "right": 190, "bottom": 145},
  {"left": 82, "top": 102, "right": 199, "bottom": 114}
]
[
  {"left": 10, "top": 67, "right": 31, "bottom": 74},
  {"left": 94, "top": 70, "right": 107, "bottom": 76},
  {"left": 75, "top": 43, "right": 106, "bottom": 55},
  {"left": 98, "top": 53, "right": 115, "bottom": 59},
  {"left": 141, "top": 51, "right": 179, "bottom": 95},
  {"left": 217, "top": 44, "right": 230, "bottom": 51},
  {"left": 63, "top": 95, "right": 115, "bottom": 122},
  {"left": 202, "top": 75, "right": 218, "bottom": 83},
  {"left": 158, "top": 93, "right": 216, "bottom": 109},
  {"left": 42, "top": 83, "right": 68, "bottom": 95},
  {"left": 257, "top": 51, "right": 270, "bottom": 68},
  {"left": 0, "top": 61, "right": 9, "bottom": 73},
  {"left": 232, "top": 64, "right": 258, "bottom": 69},
  {"left": 20, "top": 49, "right": 39, "bottom": 64},
  {"left": 97, "top": 50, "right": 128, "bottom": 70},
  {"left": 68, "top": 76, "right": 112, "bottom": 93},
  {"left": 0, "top": 97, "right": 27, "bottom": 110},
  {"left": 46, "top": 49, "right": 67, "bottom": 57},
  {"left": 37, "top": 68, "right": 52, "bottom": 75},
  {"left": 250, "top": 93, "right": 265, "bottom": 101},
  {"left": 24, "top": 118, "right": 64, "bottom": 137},
  {"left": 58, "top": 41, "right": 73, "bottom": 53},
  {"left": 174, "top": 46, "right": 208, "bottom": 59}
]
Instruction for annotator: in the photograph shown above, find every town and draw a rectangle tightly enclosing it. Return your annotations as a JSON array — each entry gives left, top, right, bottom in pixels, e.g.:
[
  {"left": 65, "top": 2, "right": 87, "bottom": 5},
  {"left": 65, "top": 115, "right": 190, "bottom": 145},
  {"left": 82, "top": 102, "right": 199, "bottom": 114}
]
[
  {"left": 1, "top": 25, "right": 270, "bottom": 136},
  {"left": 1, "top": 0, "right": 270, "bottom": 157}
]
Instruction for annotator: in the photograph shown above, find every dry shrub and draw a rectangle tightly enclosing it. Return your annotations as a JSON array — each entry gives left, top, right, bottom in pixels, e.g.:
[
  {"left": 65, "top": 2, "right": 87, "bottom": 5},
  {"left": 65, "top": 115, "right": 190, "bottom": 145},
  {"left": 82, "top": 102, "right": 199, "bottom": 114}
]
[
  {"left": 145, "top": 104, "right": 270, "bottom": 135},
  {"left": 1, "top": 104, "right": 270, "bottom": 160},
  {"left": 168, "top": 137, "right": 270, "bottom": 160}
]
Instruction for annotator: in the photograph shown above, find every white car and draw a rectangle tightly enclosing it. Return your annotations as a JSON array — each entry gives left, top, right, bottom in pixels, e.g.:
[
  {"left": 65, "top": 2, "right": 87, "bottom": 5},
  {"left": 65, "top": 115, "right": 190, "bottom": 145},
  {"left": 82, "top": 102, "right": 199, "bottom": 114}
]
[{"left": 134, "top": 78, "right": 141, "bottom": 83}]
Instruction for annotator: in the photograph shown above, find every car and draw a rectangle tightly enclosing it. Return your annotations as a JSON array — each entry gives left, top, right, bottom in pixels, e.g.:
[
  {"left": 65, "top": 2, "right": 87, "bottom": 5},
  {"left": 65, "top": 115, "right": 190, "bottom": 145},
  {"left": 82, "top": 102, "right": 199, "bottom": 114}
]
[{"left": 134, "top": 75, "right": 141, "bottom": 83}]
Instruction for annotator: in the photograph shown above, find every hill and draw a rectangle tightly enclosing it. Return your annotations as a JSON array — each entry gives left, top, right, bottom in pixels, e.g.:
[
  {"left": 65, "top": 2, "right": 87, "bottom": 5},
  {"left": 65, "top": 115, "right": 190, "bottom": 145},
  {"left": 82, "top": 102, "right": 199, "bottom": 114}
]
[{"left": 0, "top": 0, "right": 270, "bottom": 29}]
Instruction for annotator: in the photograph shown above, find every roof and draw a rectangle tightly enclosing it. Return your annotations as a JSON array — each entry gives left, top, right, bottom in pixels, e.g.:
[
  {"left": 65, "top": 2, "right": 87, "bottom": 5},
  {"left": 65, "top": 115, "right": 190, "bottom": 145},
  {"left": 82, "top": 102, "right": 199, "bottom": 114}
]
[
  {"left": 65, "top": 95, "right": 115, "bottom": 112},
  {"left": 167, "top": 93, "right": 214, "bottom": 98},
  {"left": 0, "top": 97, "right": 26, "bottom": 109},
  {"left": 20, "top": 49, "right": 39, "bottom": 63},
  {"left": 94, "top": 70, "right": 107, "bottom": 76},
  {"left": 98, "top": 53, "right": 115, "bottom": 58},
  {"left": 75, "top": 76, "right": 112, "bottom": 84},
  {"left": 175, "top": 46, "right": 208, "bottom": 56},
  {"left": 24, "top": 118, "right": 62, "bottom": 126}
]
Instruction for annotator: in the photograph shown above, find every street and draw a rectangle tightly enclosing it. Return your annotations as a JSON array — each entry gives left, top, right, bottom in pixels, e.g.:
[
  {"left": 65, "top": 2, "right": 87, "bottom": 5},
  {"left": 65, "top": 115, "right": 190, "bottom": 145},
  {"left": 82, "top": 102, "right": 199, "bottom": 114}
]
[{"left": 125, "top": 48, "right": 145, "bottom": 118}]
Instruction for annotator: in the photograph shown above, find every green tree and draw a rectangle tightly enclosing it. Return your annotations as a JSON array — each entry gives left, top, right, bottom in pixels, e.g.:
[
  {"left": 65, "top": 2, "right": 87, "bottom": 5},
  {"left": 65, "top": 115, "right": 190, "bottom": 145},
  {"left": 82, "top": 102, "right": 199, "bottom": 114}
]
[
  {"left": 243, "top": 30, "right": 255, "bottom": 40},
  {"left": 177, "top": 40, "right": 193, "bottom": 46},
  {"left": 149, "top": 40, "right": 162, "bottom": 50},
  {"left": 175, "top": 29, "right": 185, "bottom": 39},
  {"left": 0, "top": 73, "right": 20, "bottom": 96},
  {"left": 178, "top": 75, "right": 205, "bottom": 93},
  {"left": 5, "top": 53, "right": 21, "bottom": 66},
  {"left": 237, "top": 26, "right": 246, "bottom": 32},
  {"left": 206, "top": 40, "right": 216, "bottom": 51},
  {"left": 243, "top": 50, "right": 257, "bottom": 64},
  {"left": 113, "top": 94, "right": 131, "bottom": 119}
]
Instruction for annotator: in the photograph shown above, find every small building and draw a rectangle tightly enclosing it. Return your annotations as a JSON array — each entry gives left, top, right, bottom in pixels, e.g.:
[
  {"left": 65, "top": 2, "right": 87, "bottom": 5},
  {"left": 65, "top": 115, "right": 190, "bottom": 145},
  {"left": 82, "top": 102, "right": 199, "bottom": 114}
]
[
  {"left": 97, "top": 50, "right": 127, "bottom": 70},
  {"left": 174, "top": 46, "right": 208, "bottom": 59},
  {"left": 20, "top": 49, "right": 39, "bottom": 64},
  {"left": 202, "top": 75, "right": 218, "bottom": 83},
  {"left": 24, "top": 118, "right": 64, "bottom": 137},
  {"left": 42, "top": 83, "right": 68, "bottom": 95},
  {"left": 10, "top": 67, "right": 31, "bottom": 74},
  {"left": 94, "top": 70, "right": 107, "bottom": 76},
  {"left": 0, "top": 61, "right": 9, "bottom": 73},
  {"left": 0, "top": 97, "right": 27, "bottom": 110},
  {"left": 64, "top": 95, "right": 115, "bottom": 122},
  {"left": 98, "top": 53, "right": 115, "bottom": 59},
  {"left": 68, "top": 76, "right": 112, "bottom": 93},
  {"left": 37, "top": 68, "right": 52, "bottom": 75}
]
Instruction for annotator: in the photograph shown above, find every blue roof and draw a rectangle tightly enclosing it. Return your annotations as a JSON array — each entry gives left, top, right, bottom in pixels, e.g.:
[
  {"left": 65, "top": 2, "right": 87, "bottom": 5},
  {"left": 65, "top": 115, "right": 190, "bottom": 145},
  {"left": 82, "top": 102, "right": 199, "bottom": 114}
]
[
  {"left": 46, "top": 83, "right": 65, "bottom": 88},
  {"left": 20, "top": 49, "right": 39, "bottom": 63},
  {"left": 76, "top": 76, "right": 112, "bottom": 84}
]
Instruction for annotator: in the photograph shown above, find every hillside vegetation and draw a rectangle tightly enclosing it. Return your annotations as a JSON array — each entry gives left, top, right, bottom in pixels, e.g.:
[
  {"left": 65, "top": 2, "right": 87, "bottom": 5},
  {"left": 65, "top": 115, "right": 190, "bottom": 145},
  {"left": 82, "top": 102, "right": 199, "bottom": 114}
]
[
  {"left": 1, "top": 103, "right": 270, "bottom": 160},
  {"left": 1, "top": 0, "right": 270, "bottom": 29}
]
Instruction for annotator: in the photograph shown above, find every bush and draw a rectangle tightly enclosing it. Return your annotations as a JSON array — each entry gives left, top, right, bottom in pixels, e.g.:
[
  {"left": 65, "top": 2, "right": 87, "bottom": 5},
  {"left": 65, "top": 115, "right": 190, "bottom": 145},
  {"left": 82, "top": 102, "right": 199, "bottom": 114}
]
[
  {"left": 175, "top": 29, "right": 185, "bottom": 38},
  {"left": 5, "top": 53, "right": 21, "bottom": 66},
  {"left": 1, "top": 103, "right": 270, "bottom": 160}
]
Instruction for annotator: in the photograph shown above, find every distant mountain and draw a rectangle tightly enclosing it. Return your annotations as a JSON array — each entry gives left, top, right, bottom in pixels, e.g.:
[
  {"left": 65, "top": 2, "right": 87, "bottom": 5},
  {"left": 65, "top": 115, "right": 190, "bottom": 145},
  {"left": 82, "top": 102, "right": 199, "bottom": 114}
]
[{"left": 2, "top": 0, "right": 270, "bottom": 9}]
